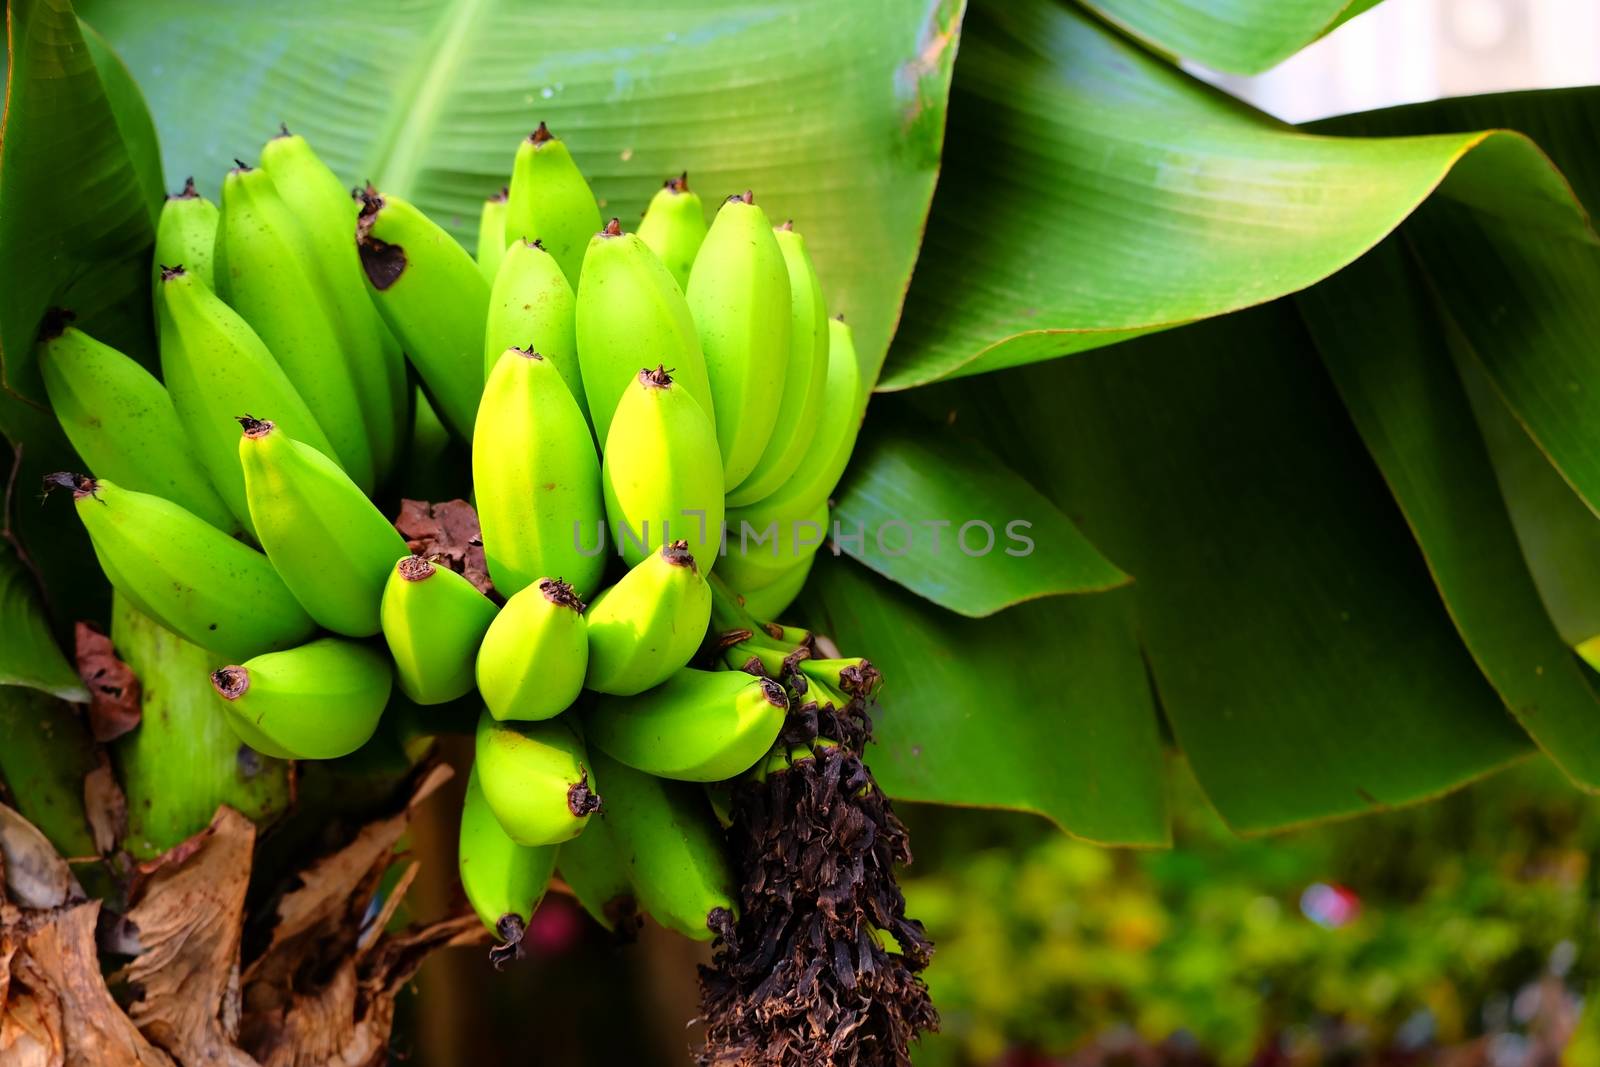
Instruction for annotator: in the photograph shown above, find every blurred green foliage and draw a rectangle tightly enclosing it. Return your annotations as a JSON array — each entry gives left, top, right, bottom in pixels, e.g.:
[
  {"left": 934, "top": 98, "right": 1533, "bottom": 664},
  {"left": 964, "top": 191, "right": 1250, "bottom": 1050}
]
[{"left": 899, "top": 756, "right": 1598, "bottom": 1065}]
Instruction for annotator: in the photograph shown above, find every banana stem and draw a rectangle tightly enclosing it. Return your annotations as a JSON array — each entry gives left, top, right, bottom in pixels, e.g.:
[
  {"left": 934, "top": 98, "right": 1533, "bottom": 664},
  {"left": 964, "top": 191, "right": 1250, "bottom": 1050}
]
[{"left": 110, "top": 593, "right": 291, "bottom": 859}]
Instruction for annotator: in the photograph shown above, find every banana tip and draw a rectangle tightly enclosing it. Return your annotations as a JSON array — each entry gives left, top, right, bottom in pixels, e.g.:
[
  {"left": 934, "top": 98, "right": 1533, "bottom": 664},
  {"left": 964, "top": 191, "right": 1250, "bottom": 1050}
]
[
  {"left": 397, "top": 555, "right": 436, "bottom": 582},
  {"left": 169, "top": 176, "right": 200, "bottom": 201},
  {"left": 529, "top": 120, "right": 554, "bottom": 145},
  {"left": 38, "top": 307, "right": 74, "bottom": 342},
  {"left": 661, "top": 539, "right": 697, "bottom": 571},
  {"left": 639, "top": 365, "right": 674, "bottom": 389},
  {"left": 236, "top": 414, "right": 275, "bottom": 438},
  {"left": 566, "top": 770, "right": 601, "bottom": 817},
  {"left": 602, "top": 217, "right": 623, "bottom": 238},
  {"left": 159, "top": 264, "right": 187, "bottom": 282},
  {"left": 665, "top": 171, "right": 689, "bottom": 193},
  {"left": 538, "top": 577, "right": 586, "bottom": 612},
  {"left": 41, "top": 471, "right": 95, "bottom": 500},
  {"left": 211, "top": 666, "right": 250, "bottom": 701}
]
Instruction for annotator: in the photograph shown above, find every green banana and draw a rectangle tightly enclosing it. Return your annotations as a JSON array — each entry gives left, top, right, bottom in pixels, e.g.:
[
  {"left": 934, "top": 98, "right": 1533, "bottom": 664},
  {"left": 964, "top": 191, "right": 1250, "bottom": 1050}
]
[
  {"left": 260, "top": 129, "right": 407, "bottom": 484},
  {"left": 555, "top": 818, "right": 636, "bottom": 932},
  {"left": 725, "top": 222, "right": 830, "bottom": 507},
  {"left": 209, "top": 637, "right": 392, "bottom": 760},
  {"left": 575, "top": 219, "right": 716, "bottom": 445},
  {"left": 156, "top": 264, "right": 335, "bottom": 535},
  {"left": 585, "top": 540, "right": 712, "bottom": 696},
  {"left": 753, "top": 314, "right": 863, "bottom": 516},
  {"left": 47, "top": 474, "right": 315, "bottom": 659},
  {"left": 601, "top": 366, "right": 724, "bottom": 571},
  {"left": 474, "top": 710, "right": 600, "bottom": 846},
  {"left": 38, "top": 319, "right": 236, "bottom": 533},
  {"left": 734, "top": 551, "right": 815, "bottom": 621},
  {"left": 460, "top": 764, "right": 558, "bottom": 964},
  {"left": 587, "top": 668, "right": 788, "bottom": 782},
  {"left": 684, "top": 191, "right": 791, "bottom": 489},
  {"left": 112, "top": 594, "right": 291, "bottom": 860},
  {"left": 476, "top": 578, "right": 588, "bottom": 722},
  {"left": 152, "top": 178, "right": 219, "bottom": 310},
  {"left": 719, "top": 496, "right": 830, "bottom": 593},
  {"left": 380, "top": 555, "right": 498, "bottom": 705},
  {"left": 473, "top": 346, "right": 606, "bottom": 599},
  {"left": 356, "top": 187, "right": 489, "bottom": 441},
  {"left": 635, "top": 173, "right": 706, "bottom": 291},
  {"left": 503, "top": 122, "right": 601, "bottom": 287},
  {"left": 239, "top": 416, "right": 409, "bottom": 636},
  {"left": 589, "top": 750, "right": 734, "bottom": 941},
  {"left": 483, "top": 238, "right": 585, "bottom": 417},
  {"left": 216, "top": 163, "right": 374, "bottom": 491},
  {"left": 475, "top": 187, "right": 510, "bottom": 282}
]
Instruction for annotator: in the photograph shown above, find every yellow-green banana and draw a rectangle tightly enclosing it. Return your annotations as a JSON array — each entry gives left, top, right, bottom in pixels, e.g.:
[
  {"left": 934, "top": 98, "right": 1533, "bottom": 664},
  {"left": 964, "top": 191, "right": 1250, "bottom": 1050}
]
[
  {"left": 575, "top": 219, "right": 716, "bottom": 446},
  {"left": 734, "top": 551, "right": 815, "bottom": 621},
  {"left": 483, "top": 239, "right": 585, "bottom": 417},
  {"left": 152, "top": 178, "right": 218, "bottom": 314},
  {"left": 239, "top": 416, "right": 408, "bottom": 637},
  {"left": 476, "top": 578, "right": 588, "bottom": 722},
  {"left": 585, "top": 540, "right": 711, "bottom": 696},
  {"left": 216, "top": 163, "right": 374, "bottom": 491},
  {"left": 38, "top": 319, "right": 236, "bottom": 533},
  {"left": 47, "top": 474, "right": 315, "bottom": 659},
  {"left": 474, "top": 711, "right": 600, "bottom": 846},
  {"left": 475, "top": 188, "right": 509, "bottom": 283},
  {"left": 555, "top": 818, "right": 636, "bottom": 932},
  {"left": 590, "top": 750, "right": 734, "bottom": 941},
  {"left": 719, "top": 496, "right": 829, "bottom": 593},
  {"left": 356, "top": 187, "right": 489, "bottom": 441},
  {"left": 380, "top": 555, "right": 498, "bottom": 705},
  {"left": 684, "top": 191, "right": 790, "bottom": 489},
  {"left": 156, "top": 265, "right": 335, "bottom": 536},
  {"left": 503, "top": 122, "right": 601, "bottom": 287},
  {"left": 587, "top": 668, "right": 788, "bottom": 782},
  {"left": 754, "top": 315, "right": 863, "bottom": 516},
  {"left": 260, "top": 129, "right": 407, "bottom": 485},
  {"left": 209, "top": 637, "right": 391, "bottom": 760},
  {"left": 460, "top": 764, "right": 558, "bottom": 964},
  {"left": 635, "top": 173, "right": 706, "bottom": 291},
  {"left": 725, "top": 222, "right": 830, "bottom": 507},
  {"left": 473, "top": 346, "right": 606, "bottom": 599},
  {"left": 601, "top": 366, "right": 724, "bottom": 571}
]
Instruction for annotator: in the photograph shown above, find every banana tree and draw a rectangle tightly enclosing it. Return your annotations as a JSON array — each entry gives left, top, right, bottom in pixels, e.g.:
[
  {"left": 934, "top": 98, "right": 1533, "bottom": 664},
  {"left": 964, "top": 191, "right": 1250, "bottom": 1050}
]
[{"left": 5, "top": 0, "right": 1600, "bottom": 1063}]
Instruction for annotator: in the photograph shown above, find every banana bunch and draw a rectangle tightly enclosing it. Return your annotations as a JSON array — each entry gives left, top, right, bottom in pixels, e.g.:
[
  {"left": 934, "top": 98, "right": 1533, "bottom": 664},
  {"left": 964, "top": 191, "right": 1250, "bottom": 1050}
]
[{"left": 38, "top": 121, "right": 878, "bottom": 965}]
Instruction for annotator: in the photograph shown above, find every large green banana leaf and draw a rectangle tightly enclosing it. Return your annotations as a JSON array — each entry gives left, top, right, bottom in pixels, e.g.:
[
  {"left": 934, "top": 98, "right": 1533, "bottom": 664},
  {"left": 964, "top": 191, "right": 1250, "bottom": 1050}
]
[
  {"left": 74, "top": 0, "right": 964, "bottom": 388},
  {"left": 875, "top": 0, "right": 1580, "bottom": 391},
  {"left": 1081, "top": 0, "right": 1385, "bottom": 75}
]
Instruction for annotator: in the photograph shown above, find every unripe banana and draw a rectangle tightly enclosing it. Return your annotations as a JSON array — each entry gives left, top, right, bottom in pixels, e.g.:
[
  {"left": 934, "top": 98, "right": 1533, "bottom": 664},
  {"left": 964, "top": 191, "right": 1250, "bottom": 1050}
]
[
  {"left": 754, "top": 315, "right": 864, "bottom": 517},
  {"left": 260, "top": 129, "right": 407, "bottom": 484},
  {"left": 585, "top": 540, "right": 711, "bottom": 696},
  {"left": 152, "top": 178, "right": 219, "bottom": 312},
  {"left": 209, "top": 637, "right": 391, "bottom": 760},
  {"left": 589, "top": 750, "right": 734, "bottom": 941},
  {"left": 575, "top": 220, "right": 716, "bottom": 445},
  {"left": 475, "top": 188, "right": 510, "bottom": 282},
  {"left": 719, "top": 496, "right": 830, "bottom": 593},
  {"left": 734, "top": 551, "right": 815, "bottom": 621},
  {"left": 46, "top": 474, "right": 315, "bottom": 659},
  {"left": 555, "top": 817, "right": 636, "bottom": 932},
  {"left": 459, "top": 764, "right": 558, "bottom": 963},
  {"left": 601, "top": 367, "right": 724, "bottom": 571},
  {"left": 156, "top": 265, "right": 335, "bottom": 536},
  {"left": 635, "top": 173, "right": 706, "bottom": 291},
  {"left": 476, "top": 578, "right": 588, "bottom": 722},
  {"left": 725, "top": 223, "right": 830, "bottom": 507},
  {"left": 800, "top": 656, "right": 882, "bottom": 699},
  {"left": 356, "top": 187, "right": 489, "bottom": 441},
  {"left": 380, "top": 555, "right": 498, "bottom": 705},
  {"left": 483, "top": 239, "right": 585, "bottom": 416},
  {"left": 38, "top": 319, "right": 236, "bottom": 533},
  {"left": 216, "top": 163, "right": 374, "bottom": 491},
  {"left": 474, "top": 710, "right": 600, "bottom": 846},
  {"left": 239, "top": 416, "right": 409, "bottom": 636},
  {"left": 473, "top": 346, "right": 606, "bottom": 599},
  {"left": 587, "top": 668, "right": 788, "bottom": 782},
  {"left": 684, "top": 191, "right": 791, "bottom": 488},
  {"left": 503, "top": 122, "right": 601, "bottom": 287}
]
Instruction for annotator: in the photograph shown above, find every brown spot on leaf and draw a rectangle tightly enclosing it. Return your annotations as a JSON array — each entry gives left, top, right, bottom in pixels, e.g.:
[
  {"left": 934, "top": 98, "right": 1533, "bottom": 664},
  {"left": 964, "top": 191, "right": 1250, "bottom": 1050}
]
[{"left": 73, "top": 622, "right": 140, "bottom": 743}]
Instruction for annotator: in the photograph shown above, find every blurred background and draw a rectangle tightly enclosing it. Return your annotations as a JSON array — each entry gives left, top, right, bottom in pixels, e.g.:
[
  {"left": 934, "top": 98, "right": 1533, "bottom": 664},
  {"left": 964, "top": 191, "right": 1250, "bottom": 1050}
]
[{"left": 390, "top": 3, "right": 1600, "bottom": 1064}]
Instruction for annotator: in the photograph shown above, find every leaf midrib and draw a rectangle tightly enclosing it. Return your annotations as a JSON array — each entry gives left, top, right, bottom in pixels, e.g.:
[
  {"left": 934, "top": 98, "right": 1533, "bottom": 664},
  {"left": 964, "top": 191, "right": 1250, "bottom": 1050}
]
[{"left": 364, "top": 0, "right": 489, "bottom": 198}]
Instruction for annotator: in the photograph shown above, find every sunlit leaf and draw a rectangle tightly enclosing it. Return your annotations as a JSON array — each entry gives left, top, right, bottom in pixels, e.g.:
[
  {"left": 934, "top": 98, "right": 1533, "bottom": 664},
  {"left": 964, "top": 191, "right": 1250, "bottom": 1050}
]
[{"left": 1082, "top": 0, "right": 1385, "bottom": 76}]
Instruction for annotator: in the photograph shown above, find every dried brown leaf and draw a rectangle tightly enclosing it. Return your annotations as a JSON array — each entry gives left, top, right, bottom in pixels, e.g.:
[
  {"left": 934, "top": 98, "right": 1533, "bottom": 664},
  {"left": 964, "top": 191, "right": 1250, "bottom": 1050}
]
[
  {"left": 393, "top": 499, "right": 493, "bottom": 596},
  {"left": 73, "top": 623, "right": 140, "bottom": 743},
  {"left": 120, "top": 807, "right": 258, "bottom": 1067},
  {"left": 81, "top": 758, "right": 127, "bottom": 858}
]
